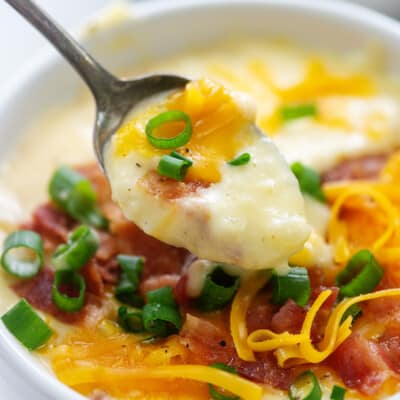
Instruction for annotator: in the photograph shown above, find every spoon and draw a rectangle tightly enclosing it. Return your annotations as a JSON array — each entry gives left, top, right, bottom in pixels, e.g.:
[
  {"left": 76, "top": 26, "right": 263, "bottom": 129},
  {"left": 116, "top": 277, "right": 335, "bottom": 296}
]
[{"left": 5, "top": 0, "right": 189, "bottom": 167}]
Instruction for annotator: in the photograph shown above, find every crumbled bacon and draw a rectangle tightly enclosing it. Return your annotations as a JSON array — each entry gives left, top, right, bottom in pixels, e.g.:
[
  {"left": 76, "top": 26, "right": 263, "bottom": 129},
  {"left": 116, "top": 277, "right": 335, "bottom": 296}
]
[
  {"left": 322, "top": 154, "right": 388, "bottom": 182},
  {"left": 327, "top": 334, "right": 390, "bottom": 395},
  {"left": 12, "top": 268, "right": 104, "bottom": 325}
]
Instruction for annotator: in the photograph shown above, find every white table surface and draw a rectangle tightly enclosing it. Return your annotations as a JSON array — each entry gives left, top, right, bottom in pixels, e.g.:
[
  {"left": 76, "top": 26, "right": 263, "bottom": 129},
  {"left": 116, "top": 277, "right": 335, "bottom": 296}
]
[{"left": 0, "top": 0, "right": 399, "bottom": 399}]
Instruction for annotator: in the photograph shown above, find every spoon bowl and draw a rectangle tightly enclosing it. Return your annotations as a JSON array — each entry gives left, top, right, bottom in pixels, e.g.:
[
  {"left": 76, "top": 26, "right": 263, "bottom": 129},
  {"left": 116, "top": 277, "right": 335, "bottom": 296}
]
[{"left": 5, "top": 0, "right": 189, "bottom": 167}]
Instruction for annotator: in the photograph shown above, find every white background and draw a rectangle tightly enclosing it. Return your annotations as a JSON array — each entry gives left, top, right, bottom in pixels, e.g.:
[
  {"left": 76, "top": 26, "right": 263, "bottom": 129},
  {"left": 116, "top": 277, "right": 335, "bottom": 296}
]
[{"left": 0, "top": 0, "right": 399, "bottom": 399}]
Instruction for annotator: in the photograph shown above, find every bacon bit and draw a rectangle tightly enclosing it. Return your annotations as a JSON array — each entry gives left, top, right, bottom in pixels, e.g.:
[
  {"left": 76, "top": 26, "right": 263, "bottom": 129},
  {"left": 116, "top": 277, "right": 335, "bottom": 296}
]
[
  {"left": 322, "top": 154, "right": 388, "bottom": 183},
  {"left": 236, "top": 352, "right": 298, "bottom": 390},
  {"left": 174, "top": 274, "right": 189, "bottom": 306},
  {"left": 31, "top": 203, "right": 73, "bottom": 245},
  {"left": 271, "top": 300, "right": 306, "bottom": 334},
  {"left": 328, "top": 334, "right": 390, "bottom": 395},
  {"left": 81, "top": 260, "right": 104, "bottom": 297},
  {"left": 139, "top": 274, "right": 180, "bottom": 296},
  {"left": 378, "top": 323, "right": 400, "bottom": 374},
  {"left": 246, "top": 292, "right": 274, "bottom": 332},
  {"left": 110, "top": 217, "right": 190, "bottom": 279},
  {"left": 138, "top": 170, "right": 210, "bottom": 200},
  {"left": 12, "top": 268, "right": 103, "bottom": 325}
]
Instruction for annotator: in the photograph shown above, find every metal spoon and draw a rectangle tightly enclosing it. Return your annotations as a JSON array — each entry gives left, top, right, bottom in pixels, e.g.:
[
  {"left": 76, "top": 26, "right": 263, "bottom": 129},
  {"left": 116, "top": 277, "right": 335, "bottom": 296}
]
[{"left": 5, "top": 0, "right": 189, "bottom": 166}]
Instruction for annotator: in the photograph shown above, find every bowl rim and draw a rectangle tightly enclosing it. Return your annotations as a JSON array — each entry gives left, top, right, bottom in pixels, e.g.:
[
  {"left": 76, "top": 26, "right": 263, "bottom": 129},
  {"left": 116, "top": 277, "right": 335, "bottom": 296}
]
[{"left": 1, "top": 0, "right": 400, "bottom": 399}]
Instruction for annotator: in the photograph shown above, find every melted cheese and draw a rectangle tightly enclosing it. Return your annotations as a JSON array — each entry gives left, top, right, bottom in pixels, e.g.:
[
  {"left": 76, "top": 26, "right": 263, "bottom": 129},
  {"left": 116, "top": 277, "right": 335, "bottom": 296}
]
[
  {"left": 289, "top": 195, "right": 332, "bottom": 268},
  {"left": 105, "top": 79, "right": 311, "bottom": 271}
]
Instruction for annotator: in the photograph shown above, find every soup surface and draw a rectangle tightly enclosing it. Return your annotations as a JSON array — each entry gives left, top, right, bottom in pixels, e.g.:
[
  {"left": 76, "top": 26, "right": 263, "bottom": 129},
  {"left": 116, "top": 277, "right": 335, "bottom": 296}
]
[{"left": 1, "top": 38, "right": 400, "bottom": 400}]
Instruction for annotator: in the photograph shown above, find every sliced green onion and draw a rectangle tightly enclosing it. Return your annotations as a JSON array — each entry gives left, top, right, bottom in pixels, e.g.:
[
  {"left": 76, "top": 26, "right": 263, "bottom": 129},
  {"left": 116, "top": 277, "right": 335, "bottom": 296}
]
[
  {"left": 118, "top": 306, "right": 144, "bottom": 333},
  {"left": 146, "top": 110, "right": 192, "bottom": 149},
  {"left": 197, "top": 267, "right": 240, "bottom": 311},
  {"left": 48, "top": 166, "right": 108, "bottom": 229},
  {"left": 209, "top": 363, "right": 240, "bottom": 400},
  {"left": 115, "top": 255, "right": 144, "bottom": 307},
  {"left": 289, "top": 371, "right": 322, "bottom": 400},
  {"left": 340, "top": 303, "right": 362, "bottom": 323},
  {"left": 170, "top": 151, "right": 193, "bottom": 166},
  {"left": 52, "top": 270, "right": 86, "bottom": 312},
  {"left": 227, "top": 153, "right": 251, "bottom": 166},
  {"left": 1, "top": 299, "right": 52, "bottom": 350},
  {"left": 157, "top": 154, "right": 192, "bottom": 181},
  {"left": 52, "top": 225, "right": 99, "bottom": 271},
  {"left": 330, "top": 385, "right": 346, "bottom": 400},
  {"left": 1, "top": 230, "right": 44, "bottom": 279},
  {"left": 336, "top": 249, "right": 383, "bottom": 298},
  {"left": 146, "top": 286, "right": 176, "bottom": 307},
  {"left": 291, "top": 162, "right": 326, "bottom": 203},
  {"left": 142, "top": 303, "right": 182, "bottom": 337},
  {"left": 271, "top": 266, "right": 311, "bottom": 307},
  {"left": 281, "top": 103, "right": 317, "bottom": 122}
]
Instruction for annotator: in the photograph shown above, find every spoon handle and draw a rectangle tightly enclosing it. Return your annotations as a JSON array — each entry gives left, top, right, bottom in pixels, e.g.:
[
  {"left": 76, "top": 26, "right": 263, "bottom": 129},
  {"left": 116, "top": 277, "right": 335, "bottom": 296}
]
[{"left": 5, "top": 0, "right": 118, "bottom": 102}]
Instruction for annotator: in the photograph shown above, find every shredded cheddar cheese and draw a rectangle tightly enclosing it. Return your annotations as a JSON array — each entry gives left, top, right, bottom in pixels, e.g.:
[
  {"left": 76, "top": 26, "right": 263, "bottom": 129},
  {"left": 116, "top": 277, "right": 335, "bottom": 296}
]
[
  {"left": 246, "top": 289, "right": 400, "bottom": 367},
  {"left": 57, "top": 365, "right": 263, "bottom": 400},
  {"left": 230, "top": 272, "right": 270, "bottom": 361}
]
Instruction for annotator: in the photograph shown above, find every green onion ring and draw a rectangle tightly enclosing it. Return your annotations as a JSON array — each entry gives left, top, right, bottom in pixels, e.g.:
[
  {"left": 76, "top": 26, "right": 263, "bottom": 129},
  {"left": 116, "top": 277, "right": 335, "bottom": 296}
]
[
  {"left": 281, "top": 103, "right": 317, "bottom": 122},
  {"left": 48, "top": 166, "right": 108, "bottom": 230},
  {"left": 336, "top": 249, "right": 383, "bottom": 298},
  {"left": 227, "top": 153, "right": 251, "bottom": 166},
  {"left": 142, "top": 303, "right": 182, "bottom": 337},
  {"left": 118, "top": 306, "right": 144, "bottom": 333},
  {"left": 291, "top": 162, "right": 326, "bottom": 203},
  {"left": 115, "top": 255, "right": 144, "bottom": 307},
  {"left": 157, "top": 154, "right": 192, "bottom": 181},
  {"left": 145, "top": 110, "right": 192, "bottom": 149},
  {"left": 52, "top": 225, "right": 99, "bottom": 271},
  {"left": 1, "top": 299, "right": 52, "bottom": 350},
  {"left": 146, "top": 286, "right": 176, "bottom": 307},
  {"left": 271, "top": 266, "right": 311, "bottom": 307},
  {"left": 52, "top": 270, "right": 86, "bottom": 312},
  {"left": 330, "top": 385, "right": 346, "bottom": 400},
  {"left": 197, "top": 267, "right": 240, "bottom": 311},
  {"left": 1, "top": 230, "right": 44, "bottom": 278},
  {"left": 209, "top": 363, "right": 240, "bottom": 400},
  {"left": 289, "top": 370, "right": 322, "bottom": 400}
]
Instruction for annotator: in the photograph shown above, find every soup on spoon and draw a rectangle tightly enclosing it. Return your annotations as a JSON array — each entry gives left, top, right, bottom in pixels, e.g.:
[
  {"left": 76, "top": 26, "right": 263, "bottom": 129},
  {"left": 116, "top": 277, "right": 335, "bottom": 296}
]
[{"left": 105, "top": 79, "right": 311, "bottom": 271}]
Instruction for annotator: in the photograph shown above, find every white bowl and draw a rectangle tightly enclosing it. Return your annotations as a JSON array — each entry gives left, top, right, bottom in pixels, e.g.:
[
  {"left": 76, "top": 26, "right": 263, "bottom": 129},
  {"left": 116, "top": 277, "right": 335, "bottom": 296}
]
[{"left": 1, "top": 0, "right": 400, "bottom": 399}]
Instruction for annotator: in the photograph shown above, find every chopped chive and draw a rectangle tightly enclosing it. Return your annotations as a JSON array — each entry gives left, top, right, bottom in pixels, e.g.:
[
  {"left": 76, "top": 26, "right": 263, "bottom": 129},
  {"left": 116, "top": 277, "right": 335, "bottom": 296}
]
[
  {"left": 118, "top": 306, "right": 144, "bottom": 333},
  {"left": 52, "top": 225, "right": 99, "bottom": 271},
  {"left": 281, "top": 103, "right": 317, "bottom": 122},
  {"left": 52, "top": 270, "right": 86, "bottom": 312},
  {"left": 227, "top": 153, "right": 251, "bottom": 166},
  {"left": 115, "top": 255, "right": 144, "bottom": 307},
  {"left": 336, "top": 249, "right": 383, "bottom": 298},
  {"left": 330, "top": 385, "right": 346, "bottom": 400},
  {"left": 142, "top": 302, "right": 182, "bottom": 337},
  {"left": 170, "top": 151, "right": 193, "bottom": 166},
  {"left": 197, "top": 267, "right": 240, "bottom": 311},
  {"left": 48, "top": 166, "right": 108, "bottom": 230},
  {"left": 145, "top": 110, "right": 192, "bottom": 149},
  {"left": 291, "top": 162, "right": 326, "bottom": 203},
  {"left": 271, "top": 266, "right": 311, "bottom": 307},
  {"left": 146, "top": 286, "right": 176, "bottom": 307},
  {"left": 157, "top": 154, "right": 192, "bottom": 181},
  {"left": 1, "top": 299, "right": 52, "bottom": 350},
  {"left": 1, "top": 230, "right": 44, "bottom": 279},
  {"left": 289, "top": 370, "right": 322, "bottom": 400},
  {"left": 340, "top": 303, "right": 362, "bottom": 323}
]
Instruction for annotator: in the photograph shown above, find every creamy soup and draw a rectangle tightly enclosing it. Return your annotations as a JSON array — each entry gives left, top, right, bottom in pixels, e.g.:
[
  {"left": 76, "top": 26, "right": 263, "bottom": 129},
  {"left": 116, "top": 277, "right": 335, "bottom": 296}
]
[{"left": 1, "top": 37, "right": 400, "bottom": 400}]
